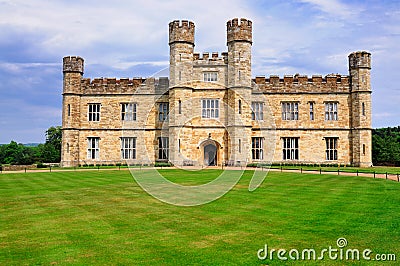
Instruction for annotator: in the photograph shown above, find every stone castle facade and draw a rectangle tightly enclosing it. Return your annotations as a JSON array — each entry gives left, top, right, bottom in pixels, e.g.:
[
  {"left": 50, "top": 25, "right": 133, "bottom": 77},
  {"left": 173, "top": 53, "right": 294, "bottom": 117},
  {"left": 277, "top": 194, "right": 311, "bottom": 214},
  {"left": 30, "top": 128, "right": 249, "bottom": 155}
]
[{"left": 61, "top": 18, "right": 372, "bottom": 167}]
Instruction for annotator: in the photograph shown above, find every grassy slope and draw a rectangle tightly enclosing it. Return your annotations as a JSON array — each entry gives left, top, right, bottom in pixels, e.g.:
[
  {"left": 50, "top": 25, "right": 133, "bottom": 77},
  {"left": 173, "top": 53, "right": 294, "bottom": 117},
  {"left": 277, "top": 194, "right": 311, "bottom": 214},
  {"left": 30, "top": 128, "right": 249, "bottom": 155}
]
[{"left": 0, "top": 169, "right": 399, "bottom": 265}]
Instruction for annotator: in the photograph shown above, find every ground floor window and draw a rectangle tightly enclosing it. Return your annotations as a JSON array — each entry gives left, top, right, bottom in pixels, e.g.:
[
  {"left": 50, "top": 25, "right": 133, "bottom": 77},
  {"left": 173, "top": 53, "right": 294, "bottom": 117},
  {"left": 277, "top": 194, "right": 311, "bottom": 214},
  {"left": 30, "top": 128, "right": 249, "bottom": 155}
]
[
  {"left": 87, "top": 137, "right": 99, "bottom": 159},
  {"left": 325, "top": 138, "right": 338, "bottom": 160},
  {"left": 121, "top": 137, "right": 136, "bottom": 159},
  {"left": 283, "top": 137, "right": 299, "bottom": 160},
  {"left": 252, "top": 137, "right": 263, "bottom": 160},
  {"left": 158, "top": 137, "right": 169, "bottom": 160}
]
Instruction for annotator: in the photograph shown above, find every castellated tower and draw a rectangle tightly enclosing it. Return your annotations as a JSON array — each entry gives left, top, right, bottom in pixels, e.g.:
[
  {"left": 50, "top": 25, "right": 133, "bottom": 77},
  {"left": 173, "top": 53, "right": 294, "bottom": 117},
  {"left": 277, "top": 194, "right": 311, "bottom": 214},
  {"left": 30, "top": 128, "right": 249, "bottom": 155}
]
[
  {"left": 169, "top": 20, "right": 195, "bottom": 87},
  {"left": 349, "top": 51, "right": 372, "bottom": 167},
  {"left": 226, "top": 18, "right": 253, "bottom": 164},
  {"left": 61, "top": 56, "right": 84, "bottom": 167}
]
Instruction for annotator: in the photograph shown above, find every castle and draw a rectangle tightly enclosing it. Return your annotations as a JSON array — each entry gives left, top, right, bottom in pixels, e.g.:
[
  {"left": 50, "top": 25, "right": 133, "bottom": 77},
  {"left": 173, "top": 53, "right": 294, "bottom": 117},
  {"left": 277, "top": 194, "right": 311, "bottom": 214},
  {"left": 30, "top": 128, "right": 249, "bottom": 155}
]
[{"left": 61, "top": 18, "right": 372, "bottom": 167}]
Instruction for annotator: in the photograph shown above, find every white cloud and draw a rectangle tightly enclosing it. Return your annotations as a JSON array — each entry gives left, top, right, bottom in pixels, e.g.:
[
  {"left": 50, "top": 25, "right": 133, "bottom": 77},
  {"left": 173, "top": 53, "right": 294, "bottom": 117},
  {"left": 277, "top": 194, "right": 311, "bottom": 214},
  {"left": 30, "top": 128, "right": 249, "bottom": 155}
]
[{"left": 297, "top": 0, "right": 358, "bottom": 19}]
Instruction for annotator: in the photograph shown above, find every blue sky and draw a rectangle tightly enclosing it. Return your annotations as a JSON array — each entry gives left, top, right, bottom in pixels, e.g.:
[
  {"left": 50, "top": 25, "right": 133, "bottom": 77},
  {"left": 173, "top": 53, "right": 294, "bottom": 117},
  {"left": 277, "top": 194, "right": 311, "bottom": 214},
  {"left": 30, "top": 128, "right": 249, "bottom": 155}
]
[{"left": 0, "top": 0, "right": 399, "bottom": 143}]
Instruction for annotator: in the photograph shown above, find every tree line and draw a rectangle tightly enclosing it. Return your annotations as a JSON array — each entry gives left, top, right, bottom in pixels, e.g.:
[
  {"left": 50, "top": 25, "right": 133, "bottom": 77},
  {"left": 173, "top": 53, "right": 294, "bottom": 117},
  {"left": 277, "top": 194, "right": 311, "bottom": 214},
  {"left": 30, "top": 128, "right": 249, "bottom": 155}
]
[
  {"left": 0, "top": 126, "right": 399, "bottom": 166},
  {"left": 372, "top": 126, "right": 400, "bottom": 166},
  {"left": 0, "top": 126, "right": 61, "bottom": 165}
]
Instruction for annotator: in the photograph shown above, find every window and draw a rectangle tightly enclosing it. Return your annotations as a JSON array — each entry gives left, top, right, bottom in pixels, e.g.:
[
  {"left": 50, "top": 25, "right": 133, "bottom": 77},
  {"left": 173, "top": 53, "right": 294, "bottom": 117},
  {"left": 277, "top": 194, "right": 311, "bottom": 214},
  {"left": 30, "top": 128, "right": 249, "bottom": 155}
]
[
  {"left": 178, "top": 100, "right": 182, "bottom": 114},
  {"left": 238, "top": 71, "right": 241, "bottom": 80},
  {"left": 201, "top": 99, "right": 219, "bottom": 118},
  {"left": 121, "top": 103, "right": 137, "bottom": 121},
  {"left": 325, "top": 102, "right": 338, "bottom": 121},
  {"left": 121, "top": 137, "right": 136, "bottom": 159},
  {"left": 283, "top": 137, "right": 299, "bottom": 160},
  {"left": 252, "top": 137, "right": 263, "bottom": 160},
  {"left": 66, "top": 143, "right": 69, "bottom": 153},
  {"left": 238, "top": 99, "right": 242, "bottom": 114},
  {"left": 88, "top": 103, "right": 101, "bottom": 121},
  {"left": 179, "top": 71, "right": 182, "bottom": 81},
  {"left": 238, "top": 139, "right": 242, "bottom": 153},
  {"left": 159, "top": 102, "right": 169, "bottom": 121},
  {"left": 251, "top": 102, "right": 263, "bottom": 120},
  {"left": 325, "top": 138, "right": 338, "bottom": 160},
  {"left": 363, "top": 144, "right": 366, "bottom": 155},
  {"left": 309, "top": 102, "right": 314, "bottom": 121},
  {"left": 178, "top": 139, "right": 181, "bottom": 153},
  {"left": 203, "top": 72, "right": 218, "bottom": 82},
  {"left": 282, "top": 102, "right": 299, "bottom": 120},
  {"left": 67, "top": 104, "right": 71, "bottom": 116},
  {"left": 362, "top": 102, "right": 365, "bottom": 116},
  {"left": 158, "top": 137, "right": 169, "bottom": 160},
  {"left": 87, "top": 137, "right": 99, "bottom": 159}
]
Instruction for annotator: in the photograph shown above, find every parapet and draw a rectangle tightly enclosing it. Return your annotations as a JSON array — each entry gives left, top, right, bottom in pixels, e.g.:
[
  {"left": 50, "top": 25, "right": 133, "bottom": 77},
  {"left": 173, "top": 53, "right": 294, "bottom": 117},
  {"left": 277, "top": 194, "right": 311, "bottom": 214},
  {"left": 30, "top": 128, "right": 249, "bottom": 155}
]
[
  {"left": 169, "top": 20, "right": 195, "bottom": 45},
  {"left": 63, "top": 56, "right": 84, "bottom": 74},
  {"left": 227, "top": 18, "right": 252, "bottom": 44},
  {"left": 253, "top": 74, "right": 350, "bottom": 93},
  {"left": 349, "top": 51, "right": 371, "bottom": 70},
  {"left": 193, "top": 52, "right": 228, "bottom": 65}
]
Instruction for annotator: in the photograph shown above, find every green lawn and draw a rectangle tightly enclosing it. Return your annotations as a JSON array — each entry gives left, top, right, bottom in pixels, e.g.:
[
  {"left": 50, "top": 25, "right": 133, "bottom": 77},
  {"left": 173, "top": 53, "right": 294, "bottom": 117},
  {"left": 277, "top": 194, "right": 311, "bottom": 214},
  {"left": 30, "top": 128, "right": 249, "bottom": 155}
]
[{"left": 0, "top": 169, "right": 399, "bottom": 265}]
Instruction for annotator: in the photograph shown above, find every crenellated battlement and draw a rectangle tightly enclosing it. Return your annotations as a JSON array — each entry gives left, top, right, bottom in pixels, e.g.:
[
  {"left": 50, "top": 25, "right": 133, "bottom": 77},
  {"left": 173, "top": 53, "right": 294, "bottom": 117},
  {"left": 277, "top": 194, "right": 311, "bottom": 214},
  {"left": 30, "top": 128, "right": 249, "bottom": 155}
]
[
  {"left": 63, "top": 56, "right": 84, "bottom": 74},
  {"left": 80, "top": 77, "right": 169, "bottom": 95},
  {"left": 227, "top": 18, "right": 252, "bottom": 44},
  {"left": 253, "top": 74, "right": 350, "bottom": 93},
  {"left": 349, "top": 51, "right": 371, "bottom": 69},
  {"left": 169, "top": 20, "right": 195, "bottom": 45},
  {"left": 193, "top": 52, "right": 228, "bottom": 65}
]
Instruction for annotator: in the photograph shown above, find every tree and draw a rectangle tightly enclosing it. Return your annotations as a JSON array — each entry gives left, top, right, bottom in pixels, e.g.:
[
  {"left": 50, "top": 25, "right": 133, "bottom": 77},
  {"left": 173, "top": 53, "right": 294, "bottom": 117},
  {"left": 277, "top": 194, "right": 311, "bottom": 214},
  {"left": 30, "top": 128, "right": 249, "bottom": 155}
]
[{"left": 45, "top": 126, "right": 62, "bottom": 151}]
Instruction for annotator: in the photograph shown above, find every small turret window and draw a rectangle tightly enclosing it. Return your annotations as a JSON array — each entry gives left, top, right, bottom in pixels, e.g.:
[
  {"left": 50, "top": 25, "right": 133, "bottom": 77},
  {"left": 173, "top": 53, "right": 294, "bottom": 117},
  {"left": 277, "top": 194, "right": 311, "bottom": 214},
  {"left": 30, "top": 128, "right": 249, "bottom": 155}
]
[
  {"left": 362, "top": 102, "right": 365, "bottom": 116},
  {"left": 67, "top": 104, "right": 71, "bottom": 116},
  {"left": 238, "top": 99, "right": 242, "bottom": 114},
  {"left": 204, "top": 72, "right": 217, "bottom": 82}
]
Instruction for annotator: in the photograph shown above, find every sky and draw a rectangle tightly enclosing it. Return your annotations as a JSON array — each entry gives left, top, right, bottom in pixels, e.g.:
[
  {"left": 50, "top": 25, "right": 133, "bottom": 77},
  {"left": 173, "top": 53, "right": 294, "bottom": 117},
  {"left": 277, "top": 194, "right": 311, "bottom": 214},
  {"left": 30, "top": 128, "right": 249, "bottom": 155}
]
[{"left": 0, "top": 0, "right": 399, "bottom": 143}]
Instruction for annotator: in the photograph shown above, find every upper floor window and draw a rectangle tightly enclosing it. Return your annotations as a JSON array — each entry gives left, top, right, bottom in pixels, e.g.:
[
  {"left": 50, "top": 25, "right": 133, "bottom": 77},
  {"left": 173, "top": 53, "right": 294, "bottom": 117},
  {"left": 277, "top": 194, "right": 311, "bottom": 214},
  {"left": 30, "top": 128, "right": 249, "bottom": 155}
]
[
  {"left": 282, "top": 102, "right": 299, "bottom": 121},
  {"left": 121, "top": 137, "right": 136, "bottom": 159},
  {"left": 325, "top": 137, "right": 338, "bottom": 160},
  {"left": 325, "top": 102, "right": 338, "bottom": 121},
  {"left": 362, "top": 102, "right": 365, "bottom": 116},
  {"left": 159, "top": 102, "right": 169, "bottom": 121},
  {"left": 238, "top": 99, "right": 242, "bottom": 114},
  {"left": 87, "top": 137, "right": 99, "bottom": 159},
  {"left": 121, "top": 103, "right": 137, "bottom": 121},
  {"left": 309, "top": 102, "right": 314, "bottom": 121},
  {"left": 283, "top": 137, "right": 299, "bottom": 160},
  {"left": 67, "top": 104, "right": 71, "bottom": 116},
  {"left": 202, "top": 99, "right": 219, "bottom": 118},
  {"left": 158, "top": 137, "right": 169, "bottom": 160},
  {"left": 178, "top": 100, "right": 182, "bottom": 114},
  {"left": 251, "top": 102, "right": 263, "bottom": 120},
  {"left": 88, "top": 103, "right": 101, "bottom": 122},
  {"left": 203, "top": 72, "right": 218, "bottom": 82}
]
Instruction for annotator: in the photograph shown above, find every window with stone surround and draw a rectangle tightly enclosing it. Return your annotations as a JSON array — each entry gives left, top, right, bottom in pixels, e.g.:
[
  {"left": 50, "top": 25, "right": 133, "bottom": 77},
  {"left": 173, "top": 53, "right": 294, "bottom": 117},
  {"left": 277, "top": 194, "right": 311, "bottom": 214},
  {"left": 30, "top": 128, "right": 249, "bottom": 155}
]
[
  {"left": 309, "top": 102, "right": 314, "bottom": 121},
  {"left": 252, "top": 137, "right": 263, "bottom": 160},
  {"left": 201, "top": 99, "right": 219, "bottom": 119},
  {"left": 283, "top": 137, "right": 299, "bottom": 160},
  {"left": 87, "top": 137, "right": 99, "bottom": 159},
  {"left": 203, "top": 72, "right": 218, "bottom": 82},
  {"left": 121, "top": 137, "right": 136, "bottom": 160},
  {"left": 121, "top": 103, "right": 137, "bottom": 121},
  {"left": 281, "top": 102, "right": 299, "bottom": 120},
  {"left": 325, "top": 102, "right": 338, "bottom": 121},
  {"left": 158, "top": 102, "right": 169, "bottom": 121},
  {"left": 158, "top": 137, "right": 169, "bottom": 160},
  {"left": 325, "top": 137, "right": 338, "bottom": 160},
  {"left": 251, "top": 102, "right": 263, "bottom": 120},
  {"left": 88, "top": 103, "right": 101, "bottom": 122}
]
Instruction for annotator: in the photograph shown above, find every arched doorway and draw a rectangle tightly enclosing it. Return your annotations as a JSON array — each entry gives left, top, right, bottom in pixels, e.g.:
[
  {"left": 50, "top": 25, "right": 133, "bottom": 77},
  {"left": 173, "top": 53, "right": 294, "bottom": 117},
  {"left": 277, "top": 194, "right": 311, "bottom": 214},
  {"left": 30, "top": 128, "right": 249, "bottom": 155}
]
[{"left": 204, "top": 143, "right": 217, "bottom": 166}]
